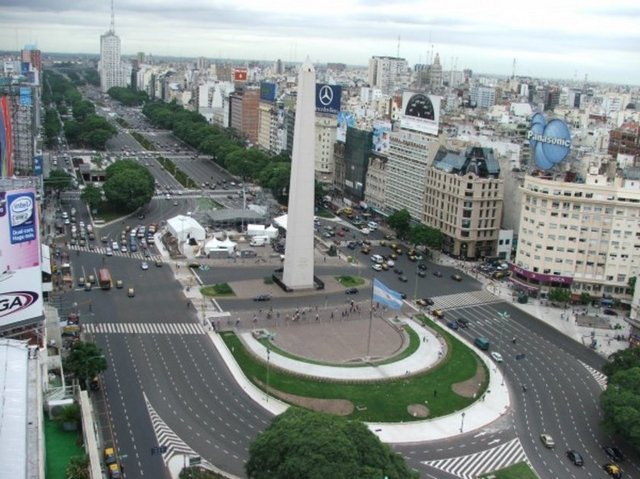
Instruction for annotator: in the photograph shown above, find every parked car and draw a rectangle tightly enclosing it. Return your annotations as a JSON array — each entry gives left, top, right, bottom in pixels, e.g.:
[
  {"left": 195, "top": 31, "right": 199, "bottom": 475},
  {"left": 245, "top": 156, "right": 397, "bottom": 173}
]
[
  {"left": 253, "top": 294, "right": 271, "bottom": 302},
  {"left": 345, "top": 288, "right": 359, "bottom": 294}
]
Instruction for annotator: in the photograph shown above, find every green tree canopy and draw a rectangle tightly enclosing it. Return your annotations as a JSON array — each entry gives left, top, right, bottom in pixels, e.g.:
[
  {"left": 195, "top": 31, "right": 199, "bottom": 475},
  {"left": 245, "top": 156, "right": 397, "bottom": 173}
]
[
  {"left": 601, "top": 367, "right": 640, "bottom": 449},
  {"left": 410, "top": 224, "right": 443, "bottom": 249},
  {"left": 103, "top": 160, "right": 155, "bottom": 212},
  {"left": 548, "top": 287, "right": 571, "bottom": 303},
  {"left": 81, "top": 184, "right": 103, "bottom": 210},
  {"left": 246, "top": 408, "right": 418, "bottom": 479},
  {"left": 603, "top": 347, "right": 640, "bottom": 378},
  {"left": 387, "top": 209, "right": 412, "bottom": 239},
  {"left": 62, "top": 342, "right": 107, "bottom": 390},
  {"left": 107, "top": 86, "right": 149, "bottom": 106},
  {"left": 44, "top": 170, "right": 73, "bottom": 192}
]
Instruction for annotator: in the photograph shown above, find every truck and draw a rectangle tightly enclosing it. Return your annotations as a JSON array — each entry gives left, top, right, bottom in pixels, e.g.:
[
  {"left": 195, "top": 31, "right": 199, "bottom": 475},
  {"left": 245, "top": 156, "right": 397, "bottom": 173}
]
[
  {"left": 250, "top": 236, "right": 269, "bottom": 247},
  {"left": 98, "top": 268, "right": 112, "bottom": 290}
]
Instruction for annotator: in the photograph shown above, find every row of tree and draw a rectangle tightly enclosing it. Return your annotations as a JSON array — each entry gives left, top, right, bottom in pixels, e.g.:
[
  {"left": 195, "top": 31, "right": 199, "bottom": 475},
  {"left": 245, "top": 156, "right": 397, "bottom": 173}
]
[
  {"left": 386, "top": 209, "right": 444, "bottom": 249},
  {"left": 43, "top": 70, "right": 116, "bottom": 150},
  {"left": 142, "top": 100, "right": 293, "bottom": 202},
  {"left": 107, "top": 86, "right": 149, "bottom": 106}
]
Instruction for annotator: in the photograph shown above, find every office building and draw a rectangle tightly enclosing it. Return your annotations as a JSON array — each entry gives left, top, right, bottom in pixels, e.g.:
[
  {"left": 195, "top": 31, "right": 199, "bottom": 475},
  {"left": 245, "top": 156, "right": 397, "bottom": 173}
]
[
  {"left": 333, "top": 127, "right": 373, "bottom": 201},
  {"left": 99, "top": 30, "right": 125, "bottom": 93},
  {"left": 512, "top": 169, "right": 640, "bottom": 302},
  {"left": 229, "top": 88, "right": 260, "bottom": 145},
  {"left": 315, "top": 116, "right": 337, "bottom": 176},
  {"left": 424, "top": 147, "right": 503, "bottom": 259},
  {"left": 368, "top": 56, "right": 407, "bottom": 95},
  {"left": 470, "top": 86, "right": 496, "bottom": 109}
]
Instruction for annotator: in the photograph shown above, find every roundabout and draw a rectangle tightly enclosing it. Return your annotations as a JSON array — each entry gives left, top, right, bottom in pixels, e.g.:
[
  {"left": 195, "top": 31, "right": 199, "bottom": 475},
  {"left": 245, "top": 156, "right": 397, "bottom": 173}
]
[{"left": 212, "top": 313, "right": 511, "bottom": 443}]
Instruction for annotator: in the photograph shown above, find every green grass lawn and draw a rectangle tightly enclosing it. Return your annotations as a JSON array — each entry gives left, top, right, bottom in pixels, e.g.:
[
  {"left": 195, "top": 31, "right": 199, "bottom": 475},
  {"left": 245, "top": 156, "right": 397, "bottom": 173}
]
[
  {"left": 221, "top": 316, "right": 487, "bottom": 422},
  {"left": 336, "top": 275, "right": 366, "bottom": 288},
  {"left": 201, "top": 284, "right": 235, "bottom": 297},
  {"left": 479, "top": 462, "right": 538, "bottom": 479},
  {"left": 45, "top": 417, "right": 84, "bottom": 479}
]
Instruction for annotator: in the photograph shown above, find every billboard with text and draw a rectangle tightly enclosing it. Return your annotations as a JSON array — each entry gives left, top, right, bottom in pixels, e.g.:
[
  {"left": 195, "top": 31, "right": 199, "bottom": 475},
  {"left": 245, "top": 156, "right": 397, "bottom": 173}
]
[
  {"left": 0, "top": 187, "right": 43, "bottom": 327},
  {"left": 399, "top": 92, "right": 441, "bottom": 135},
  {"left": 315, "top": 84, "right": 342, "bottom": 115}
]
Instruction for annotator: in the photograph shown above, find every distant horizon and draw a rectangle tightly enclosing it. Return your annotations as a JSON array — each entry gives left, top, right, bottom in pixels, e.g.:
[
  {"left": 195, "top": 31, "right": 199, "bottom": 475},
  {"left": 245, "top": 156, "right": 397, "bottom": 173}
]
[
  {"left": 5, "top": 49, "right": 638, "bottom": 89},
  {"left": 2, "top": 0, "right": 639, "bottom": 86}
]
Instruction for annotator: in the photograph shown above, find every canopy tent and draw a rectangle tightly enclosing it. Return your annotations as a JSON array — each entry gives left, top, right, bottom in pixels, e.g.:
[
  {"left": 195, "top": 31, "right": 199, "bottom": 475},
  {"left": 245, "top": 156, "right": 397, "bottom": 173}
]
[{"left": 167, "top": 215, "right": 206, "bottom": 242}]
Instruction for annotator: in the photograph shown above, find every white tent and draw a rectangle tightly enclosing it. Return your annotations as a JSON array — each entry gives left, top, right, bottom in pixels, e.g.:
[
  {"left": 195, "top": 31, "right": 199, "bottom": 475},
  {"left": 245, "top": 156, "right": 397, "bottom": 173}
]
[
  {"left": 204, "top": 237, "right": 237, "bottom": 255},
  {"left": 247, "top": 224, "right": 266, "bottom": 236},
  {"left": 167, "top": 215, "right": 206, "bottom": 242},
  {"left": 265, "top": 225, "right": 279, "bottom": 239},
  {"left": 273, "top": 214, "right": 288, "bottom": 231}
]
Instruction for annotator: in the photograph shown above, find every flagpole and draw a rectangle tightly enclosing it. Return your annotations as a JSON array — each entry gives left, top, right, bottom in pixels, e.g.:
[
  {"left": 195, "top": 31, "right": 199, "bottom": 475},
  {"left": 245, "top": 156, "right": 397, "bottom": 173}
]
[{"left": 366, "top": 278, "right": 374, "bottom": 359}]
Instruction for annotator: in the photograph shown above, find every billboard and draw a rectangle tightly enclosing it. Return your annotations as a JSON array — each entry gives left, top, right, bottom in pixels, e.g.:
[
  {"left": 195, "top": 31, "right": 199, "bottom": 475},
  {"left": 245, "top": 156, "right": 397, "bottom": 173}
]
[
  {"left": 20, "top": 87, "right": 32, "bottom": 107},
  {"left": 33, "top": 155, "right": 43, "bottom": 176},
  {"left": 234, "top": 68, "right": 248, "bottom": 82},
  {"left": 315, "top": 84, "right": 341, "bottom": 115},
  {"left": 399, "top": 92, "right": 441, "bottom": 136},
  {"left": 372, "top": 120, "right": 392, "bottom": 153},
  {"left": 528, "top": 113, "right": 571, "bottom": 170},
  {"left": 0, "top": 188, "right": 43, "bottom": 327},
  {"left": 336, "top": 112, "right": 355, "bottom": 143},
  {"left": 0, "top": 96, "right": 13, "bottom": 178},
  {"left": 260, "top": 82, "right": 277, "bottom": 103}
]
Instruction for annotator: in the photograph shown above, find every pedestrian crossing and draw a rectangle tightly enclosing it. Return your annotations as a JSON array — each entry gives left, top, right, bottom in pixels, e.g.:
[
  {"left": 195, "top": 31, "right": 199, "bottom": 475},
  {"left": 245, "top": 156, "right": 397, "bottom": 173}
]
[
  {"left": 580, "top": 360, "right": 608, "bottom": 390},
  {"left": 144, "top": 392, "right": 197, "bottom": 463},
  {"left": 67, "top": 244, "right": 162, "bottom": 261},
  {"left": 84, "top": 322, "right": 206, "bottom": 335},
  {"left": 422, "top": 437, "right": 529, "bottom": 479},
  {"left": 431, "top": 290, "right": 504, "bottom": 311}
]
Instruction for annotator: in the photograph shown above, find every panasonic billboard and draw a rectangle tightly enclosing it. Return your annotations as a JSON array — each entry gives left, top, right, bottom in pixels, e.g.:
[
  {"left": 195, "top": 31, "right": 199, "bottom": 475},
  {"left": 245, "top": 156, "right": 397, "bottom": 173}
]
[
  {"left": 528, "top": 112, "right": 572, "bottom": 170},
  {"left": 0, "top": 187, "right": 43, "bottom": 328}
]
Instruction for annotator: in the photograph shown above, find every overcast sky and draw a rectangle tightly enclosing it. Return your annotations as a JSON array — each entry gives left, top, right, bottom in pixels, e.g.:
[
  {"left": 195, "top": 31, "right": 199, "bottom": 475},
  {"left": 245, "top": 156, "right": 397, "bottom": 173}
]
[{"left": 2, "top": 0, "right": 639, "bottom": 85}]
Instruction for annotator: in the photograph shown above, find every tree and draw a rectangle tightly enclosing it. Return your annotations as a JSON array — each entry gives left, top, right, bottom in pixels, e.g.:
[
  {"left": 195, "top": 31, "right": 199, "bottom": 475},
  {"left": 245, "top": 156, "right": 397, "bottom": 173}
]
[
  {"left": 601, "top": 367, "right": 640, "bottom": 449},
  {"left": 66, "top": 455, "right": 90, "bottom": 479},
  {"left": 603, "top": 347, "right": 640, "bottom": 378},
  {"left": 103, "top": 160, "right": 155, "bottom": 212},
  {"left": 548, "top": 287, "right": 571, "bottom": 303},
  {"left": 81, "top": 184, "right": 103, "bottom": 210},
  {"left": 62, "top": 341, "right": 107, "bottom": 390},
  {"left": 55, "top": 403, "right": 81, "bottom": 431},
  {"left": 246, "top": 408, "right": 418, "bottom": 479},
  {"left": 387, "top": 209, "right": 412, "bottom": 240},
  {"left": 44, "top": 170, "right": 73, "bottom": 192},
  {"left": 579, "top": 292, "right": 591, "bottom": 305},
  {"left": 410, "top": 224, "right": 443, "bottom": 249}
]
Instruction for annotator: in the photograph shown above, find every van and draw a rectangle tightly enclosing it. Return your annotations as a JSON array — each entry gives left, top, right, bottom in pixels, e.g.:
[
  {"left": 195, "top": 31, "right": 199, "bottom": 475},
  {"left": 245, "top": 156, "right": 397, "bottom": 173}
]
[
  {"left": 250, "top": 237, "right": 268, "bottom": 247},
  {"left": 370, "top": 254, "right": 384, "bottom": 264},
  {"left": 474, "top": 336, "right": 490, "bottom": 351}
]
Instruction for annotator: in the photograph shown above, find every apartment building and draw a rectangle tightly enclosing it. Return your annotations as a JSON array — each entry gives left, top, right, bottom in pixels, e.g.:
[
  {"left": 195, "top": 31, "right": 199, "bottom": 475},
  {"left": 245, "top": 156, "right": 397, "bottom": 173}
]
[
  {"left": 364, "top": 153, "right": 388, "bottom": 213},
  {"left": 315, "top": 116, "right": 337, "bottom": 176},
  {"left": 424, "top": 147, "right": 503, "bottom": 259},
  {"left": 368, "top": 56, "right": 408, "bottom": 95},
  {"left": 513, "top": 169, "right": 640, "bottom": 302}
]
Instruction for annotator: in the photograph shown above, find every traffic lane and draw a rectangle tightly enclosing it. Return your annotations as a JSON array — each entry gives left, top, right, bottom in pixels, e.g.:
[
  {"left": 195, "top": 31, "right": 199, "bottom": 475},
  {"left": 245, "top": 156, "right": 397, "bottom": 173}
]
[
  {"left": 137, "top": 333, "right": 271, "bottom": 476},
  {"left": 193, "top": 264, "right": 354, "bottom": 286},
  {"left": 96, "top": 333, "right": 171, "bottom": 479},
  {"left": 451, "top": 304, "right": 608, "bottom": 478}
]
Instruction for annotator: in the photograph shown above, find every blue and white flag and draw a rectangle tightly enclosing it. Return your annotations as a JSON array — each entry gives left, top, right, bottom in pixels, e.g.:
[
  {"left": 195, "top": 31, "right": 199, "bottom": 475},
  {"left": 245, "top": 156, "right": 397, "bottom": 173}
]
[{"left": 373, "top": 278, "right": 403, "bottom": 310}]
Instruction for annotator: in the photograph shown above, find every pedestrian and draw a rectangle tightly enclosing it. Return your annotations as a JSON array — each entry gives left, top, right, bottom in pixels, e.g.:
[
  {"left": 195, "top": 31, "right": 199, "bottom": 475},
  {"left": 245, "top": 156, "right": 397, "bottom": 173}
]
[
  {"left": 423, "top": 336, "right": 426, "bottom": 343},
  {"left": 315, "top": 314, "right": 319, "bottom": 321}
]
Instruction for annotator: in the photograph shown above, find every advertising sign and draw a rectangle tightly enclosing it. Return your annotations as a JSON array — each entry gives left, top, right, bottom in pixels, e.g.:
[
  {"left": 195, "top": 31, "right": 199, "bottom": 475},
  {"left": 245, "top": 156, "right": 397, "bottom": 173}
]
[
  {"left": 21, "top": 62, "right": 30, "bottom": 74},
  {"left": 19, "top": 87, "right": 32, "bottom": 107},
  {"left": 0, "top": 188, "right": 43, "bottom": 327},
  {"left": 315, "top": 84, "right": 342, "bottom": 115},
  {"left": 233, "top": 68, "right": 248, "bottom": 82},
  {"left": 336, "top": 112, "right": 355, "bottom": 143},
  {"left": 372, "top": 120, "right": 392, "bottom": 153},
  {"left": 33, "top": 155, "right": 43, "bottom": 176},
  {"left": 0, "top": 96, "right": 13, "bottom": 178},
  {"left": 399, "top": 92, "right": 441, "bottom": 136},
  {"left": 259, "top": 82, "right": 277, "bottom": 103},
  {"left": 528, "top": 113, "right": 571, "bottom": 170}
]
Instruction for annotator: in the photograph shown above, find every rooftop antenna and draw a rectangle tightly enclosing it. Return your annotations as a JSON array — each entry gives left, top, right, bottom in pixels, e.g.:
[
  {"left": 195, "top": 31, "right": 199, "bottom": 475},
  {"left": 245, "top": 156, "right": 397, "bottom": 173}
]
[
  {"left": 512, "top": 58, "right": 516, "bottom": 79},
  {"left": 110, "top": 0, "right": 115, "bottom": 33},
  {"left": 396, "top": 35, "right": 400, "bottom": 58}
]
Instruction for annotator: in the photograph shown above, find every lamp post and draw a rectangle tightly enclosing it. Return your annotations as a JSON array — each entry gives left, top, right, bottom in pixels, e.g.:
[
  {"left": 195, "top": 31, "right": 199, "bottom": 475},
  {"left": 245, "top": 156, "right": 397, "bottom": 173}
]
[
  {"left": 460, "top": 412, "right": 466, "bottom": 433},
  {"left": 266, "top": 347, "right": 271, "bottom": 402}
]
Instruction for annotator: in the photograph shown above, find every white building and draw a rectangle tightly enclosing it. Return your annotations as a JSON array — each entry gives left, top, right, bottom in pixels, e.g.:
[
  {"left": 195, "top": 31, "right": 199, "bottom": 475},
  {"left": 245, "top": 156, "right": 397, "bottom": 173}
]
[
  {"left": 315, "top": 116, "right": 337, "bottom": 175},
  {"left": 99, "top": 30, "right": 126, "bottom": 93},
  {"left": 512, "top": 170, "right": 640, "bottom": 302},
  {"left": 368, "top": 56, "right": 408, "bottom": 95}
]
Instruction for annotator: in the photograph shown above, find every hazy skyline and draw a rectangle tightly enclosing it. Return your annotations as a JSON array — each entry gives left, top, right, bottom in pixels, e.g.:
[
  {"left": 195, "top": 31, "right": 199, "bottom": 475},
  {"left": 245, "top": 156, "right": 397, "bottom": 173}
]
[{"left": 2, "top": 0, "right": 639, "bottom": 85}]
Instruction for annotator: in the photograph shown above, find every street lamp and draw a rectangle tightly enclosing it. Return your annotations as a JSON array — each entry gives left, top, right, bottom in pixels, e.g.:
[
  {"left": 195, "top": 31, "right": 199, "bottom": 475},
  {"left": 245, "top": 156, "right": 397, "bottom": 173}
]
[
  {"left": 460, "top": 412, "right": 466, "bottom": 433},
  {"left": 266, "top": 347, "right": 271, "bottom": 402}
]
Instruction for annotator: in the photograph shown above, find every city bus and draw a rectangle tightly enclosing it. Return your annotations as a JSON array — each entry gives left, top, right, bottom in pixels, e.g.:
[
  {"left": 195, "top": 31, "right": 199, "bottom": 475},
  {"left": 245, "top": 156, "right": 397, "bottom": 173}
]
[{"left": 98, "top": 268, "right": 112, "bottom": 290}]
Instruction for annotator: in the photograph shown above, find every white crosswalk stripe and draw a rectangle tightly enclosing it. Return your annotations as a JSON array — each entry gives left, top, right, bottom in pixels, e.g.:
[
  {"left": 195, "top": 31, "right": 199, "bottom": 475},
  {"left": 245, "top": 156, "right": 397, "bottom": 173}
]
[
  {"left": 143, "top": 392, "right": 195, "bottom": 462},
  {"left": 84, "top": 322, "right": 205, "bottom": 335},
  {"left": 431, "top": 290, "right": 504, "bottom": 311},
  {"left": 66, "top": 244, "right": 162, "bottom": 261},
  {"left": 422, "top": 438, "right": 529, "bottom": 479},
  {"left": 580, "top": 360, "right": 608, "bottom": 390}
]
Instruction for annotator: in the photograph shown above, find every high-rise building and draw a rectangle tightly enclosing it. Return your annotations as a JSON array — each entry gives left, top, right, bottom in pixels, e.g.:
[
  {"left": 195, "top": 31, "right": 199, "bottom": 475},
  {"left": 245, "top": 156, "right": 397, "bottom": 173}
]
[
  {"left": 424, "top": 147, "right": 503, "bottom": 259},
  {"left": 470, "top": 86, "right": 496, "bottom": 108},
  {"left": 99, "top": 3, "right": 125, "bottom": 93},
  {"left": 333, "top": 127, "right": 373, "bottom": 201},
  {"left": 429, "top": 53, "right": 443, "bottom": 91},
  {"left": 314, "top": 116, "right": 337, "bottom": 175},
  {"left": 229, "top": 88, "right": 260, "bottom": 145},
  {"left": 368, "top": 56, "right": 407, "bottom": 95}
]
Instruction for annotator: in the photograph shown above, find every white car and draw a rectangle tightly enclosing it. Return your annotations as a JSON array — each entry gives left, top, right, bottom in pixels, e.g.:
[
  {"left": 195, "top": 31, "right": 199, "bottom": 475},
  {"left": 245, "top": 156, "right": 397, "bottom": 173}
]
[
  {"left": 105, "top": 248, "right": 113, "bottom": 256},
  {"left": 490, "top": 352, "right": 504, "bottom": 363},
  {"left": 112, "top": 241, "right": 119, "bottom": 251},
  {"left": 371, "top": 263, "right": 383, "bottom": 272},
  {"left": 120, "top": 245, "right": 128, "bottom": 253},
  {"left": 141, "top": 261, "right": 149, "bottom": 270},
  {"left": 387, "top": 259, "right": 395, "bottom": 267}
]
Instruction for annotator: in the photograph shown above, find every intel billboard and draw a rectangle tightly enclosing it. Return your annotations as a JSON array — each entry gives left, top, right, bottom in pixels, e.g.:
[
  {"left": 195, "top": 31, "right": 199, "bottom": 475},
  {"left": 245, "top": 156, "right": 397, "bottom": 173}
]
[{"left": 528, "top": 113, "right": 571, "bottom": 170}]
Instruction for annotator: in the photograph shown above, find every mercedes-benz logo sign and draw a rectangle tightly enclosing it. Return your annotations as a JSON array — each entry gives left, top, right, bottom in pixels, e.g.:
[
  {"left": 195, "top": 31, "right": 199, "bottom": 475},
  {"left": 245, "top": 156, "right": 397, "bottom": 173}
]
[{"left": 318, "top": 85, "right": 333, "bottom": 106}]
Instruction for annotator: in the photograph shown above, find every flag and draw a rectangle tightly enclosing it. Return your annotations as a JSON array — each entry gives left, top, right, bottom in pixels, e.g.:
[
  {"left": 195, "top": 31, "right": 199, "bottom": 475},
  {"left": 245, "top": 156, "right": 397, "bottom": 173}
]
[{"left": 372, "top": 278, "right": 403, "bottom": 310}]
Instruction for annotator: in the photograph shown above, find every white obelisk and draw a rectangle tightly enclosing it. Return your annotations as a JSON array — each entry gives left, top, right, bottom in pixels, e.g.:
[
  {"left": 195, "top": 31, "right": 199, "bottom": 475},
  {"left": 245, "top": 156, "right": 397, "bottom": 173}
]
[{"left": 282, "top": 58, "right": 316, "bottom": 290}]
